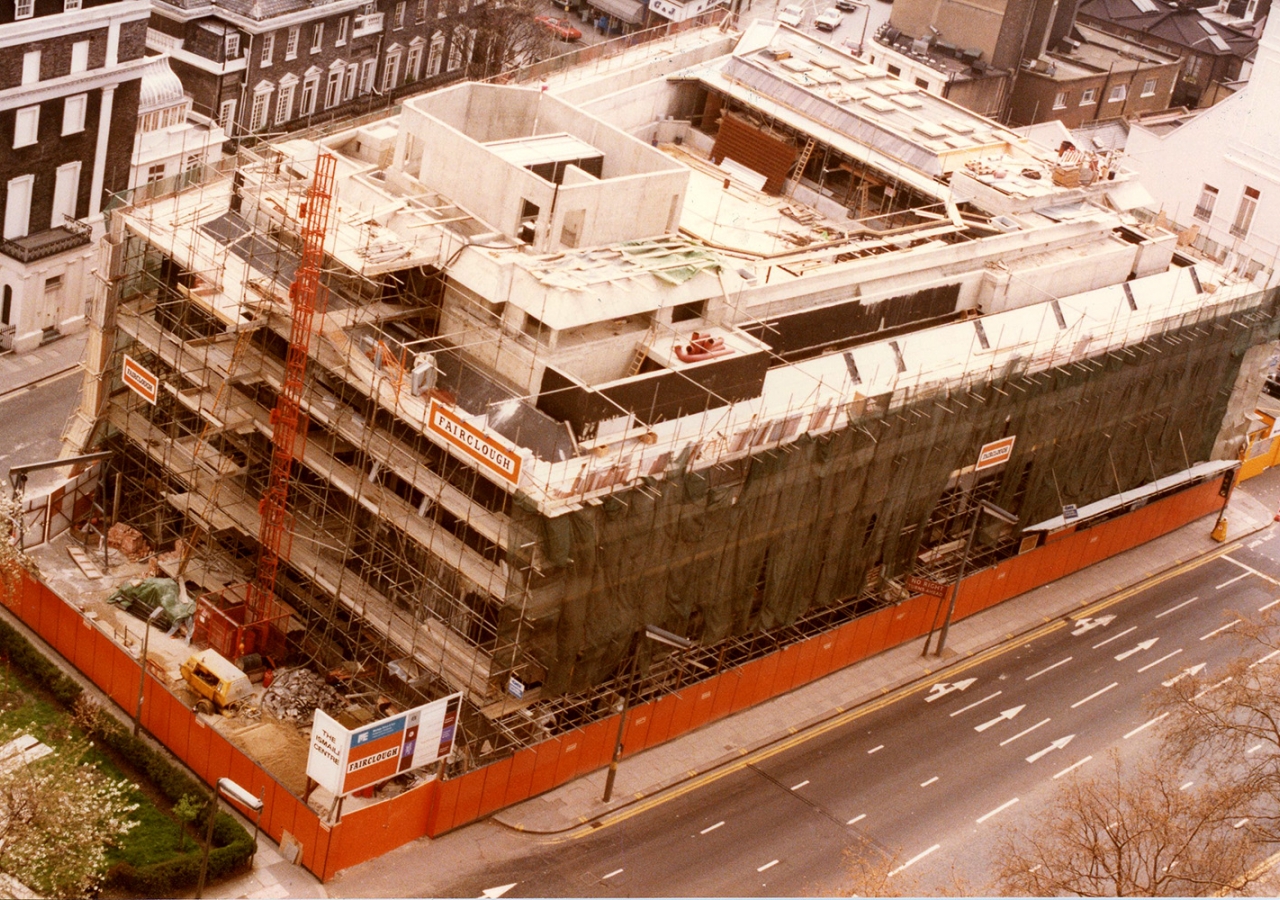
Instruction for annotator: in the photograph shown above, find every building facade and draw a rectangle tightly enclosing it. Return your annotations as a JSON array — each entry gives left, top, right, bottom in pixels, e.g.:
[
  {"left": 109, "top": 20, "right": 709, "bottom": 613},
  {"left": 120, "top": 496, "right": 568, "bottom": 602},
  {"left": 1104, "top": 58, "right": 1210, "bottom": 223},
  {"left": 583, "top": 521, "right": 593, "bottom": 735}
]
[{"left": 0, "top": 0, "right": 149, "bottom": 351}]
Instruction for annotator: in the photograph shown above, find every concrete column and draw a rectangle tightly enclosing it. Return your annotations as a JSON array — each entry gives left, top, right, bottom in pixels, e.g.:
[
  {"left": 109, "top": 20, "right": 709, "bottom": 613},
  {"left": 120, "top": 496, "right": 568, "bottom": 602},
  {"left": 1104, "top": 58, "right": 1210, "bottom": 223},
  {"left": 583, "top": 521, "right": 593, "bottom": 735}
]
[{"left": 89, "top": 86, "right": 116, "bottom": 218}]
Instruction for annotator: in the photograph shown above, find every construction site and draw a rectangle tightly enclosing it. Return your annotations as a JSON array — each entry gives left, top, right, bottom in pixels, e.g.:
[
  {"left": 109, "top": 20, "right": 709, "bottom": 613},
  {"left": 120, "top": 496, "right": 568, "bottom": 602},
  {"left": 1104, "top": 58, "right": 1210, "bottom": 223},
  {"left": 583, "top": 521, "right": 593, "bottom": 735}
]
[{"left": 10, "top": 19, "right": 1280, "bottom": 876}]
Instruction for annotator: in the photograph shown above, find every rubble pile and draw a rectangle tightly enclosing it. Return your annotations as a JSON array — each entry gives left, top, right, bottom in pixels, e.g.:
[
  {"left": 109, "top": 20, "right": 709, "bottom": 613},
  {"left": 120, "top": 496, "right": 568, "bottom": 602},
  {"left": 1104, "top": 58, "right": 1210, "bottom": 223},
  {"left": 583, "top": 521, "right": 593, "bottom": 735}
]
[
  {"left": 107, "top": 523, "right": 152, "bottom": 561},
  {"left": 261, "top": 668, "right": 344, "bottom": 722}
]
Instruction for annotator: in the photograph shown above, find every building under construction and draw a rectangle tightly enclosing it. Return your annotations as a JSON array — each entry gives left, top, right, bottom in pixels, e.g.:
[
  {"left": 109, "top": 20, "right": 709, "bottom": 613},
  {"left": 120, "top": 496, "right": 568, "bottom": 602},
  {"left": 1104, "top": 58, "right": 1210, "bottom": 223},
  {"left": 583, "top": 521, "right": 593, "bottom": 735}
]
[{"left": 65, "top": 21, "right": 1279, "bottom": 778}]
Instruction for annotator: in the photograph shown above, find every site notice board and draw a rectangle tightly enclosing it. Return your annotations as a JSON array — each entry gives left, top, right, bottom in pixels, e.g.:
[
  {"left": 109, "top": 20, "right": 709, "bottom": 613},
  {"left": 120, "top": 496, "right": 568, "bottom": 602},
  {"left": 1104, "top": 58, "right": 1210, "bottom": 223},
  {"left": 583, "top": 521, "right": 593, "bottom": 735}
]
[{"left": 307, "top": 692, "right": 462, "bottom": 796}]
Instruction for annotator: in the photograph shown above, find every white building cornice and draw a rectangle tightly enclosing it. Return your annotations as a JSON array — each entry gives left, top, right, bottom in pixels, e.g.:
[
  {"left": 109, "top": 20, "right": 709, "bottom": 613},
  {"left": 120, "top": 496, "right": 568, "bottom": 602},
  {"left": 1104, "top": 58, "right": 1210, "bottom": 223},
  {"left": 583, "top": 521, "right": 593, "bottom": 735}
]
[{"left": 0, "top": 0, "right": 150, "bottom": 48}]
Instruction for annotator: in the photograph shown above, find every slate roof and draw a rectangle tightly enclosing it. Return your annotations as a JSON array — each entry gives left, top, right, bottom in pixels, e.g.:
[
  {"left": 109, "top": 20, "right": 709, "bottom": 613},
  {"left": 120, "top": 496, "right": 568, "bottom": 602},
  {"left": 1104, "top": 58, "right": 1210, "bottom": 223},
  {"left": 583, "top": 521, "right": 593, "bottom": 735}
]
[{"left": 1076, "top": 0, "right": 1258, "bottom": 59}]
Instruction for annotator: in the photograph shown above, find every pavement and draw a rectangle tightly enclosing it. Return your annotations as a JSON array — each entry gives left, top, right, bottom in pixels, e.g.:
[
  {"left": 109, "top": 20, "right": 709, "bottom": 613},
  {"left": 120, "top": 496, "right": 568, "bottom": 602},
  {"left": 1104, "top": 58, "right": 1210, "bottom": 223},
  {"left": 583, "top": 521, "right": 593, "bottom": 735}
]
[{"left": 0, "top": 329, "right": 87, "bottom": 398}]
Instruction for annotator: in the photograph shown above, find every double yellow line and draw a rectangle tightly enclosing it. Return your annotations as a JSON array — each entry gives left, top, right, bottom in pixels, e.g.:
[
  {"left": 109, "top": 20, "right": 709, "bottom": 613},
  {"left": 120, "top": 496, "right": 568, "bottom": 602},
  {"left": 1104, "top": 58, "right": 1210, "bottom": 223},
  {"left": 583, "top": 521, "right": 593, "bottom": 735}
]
[{"left": 565, "top": 541, "right": 1242, "bottom": 840}]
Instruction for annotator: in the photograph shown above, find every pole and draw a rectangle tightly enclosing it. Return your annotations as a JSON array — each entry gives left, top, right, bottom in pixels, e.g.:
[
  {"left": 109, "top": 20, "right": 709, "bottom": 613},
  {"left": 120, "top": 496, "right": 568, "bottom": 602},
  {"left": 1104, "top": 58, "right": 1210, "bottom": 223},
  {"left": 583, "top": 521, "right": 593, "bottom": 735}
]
[
  {"left": 132, "top": 606, "right": 163, "bottom": 736},
  {"left": 933, "top": 504, "right": 982, "bottom": 657},
  {"left": 602, "top": 633, "right": 641, "bottom": 803},
  {"left": 195, "top": 788, "right": 219, "bottom": 900},
  {"left": 858, "top": 2, "right": 869, "bottom": 55}
]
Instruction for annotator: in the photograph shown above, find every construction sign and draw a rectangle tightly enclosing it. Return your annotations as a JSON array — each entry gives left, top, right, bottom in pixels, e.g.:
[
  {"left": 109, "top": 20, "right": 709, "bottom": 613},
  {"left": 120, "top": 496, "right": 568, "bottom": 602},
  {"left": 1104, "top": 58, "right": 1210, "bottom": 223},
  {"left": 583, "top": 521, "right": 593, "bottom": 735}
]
[
  {"left": 427, "top": 399, "right": 522, "bottom": 486},
  {"left": 307, "top": 692, "right": 462, "bottom": 796},
  {"left": 906, "top": 575, "right": 948, "bottom": 598},
  {"left": 975, "top": 435, "right": 1016, "bottom": 471},
  {"left": 122, "top": 354, "right": 159, "bottom": 405}
]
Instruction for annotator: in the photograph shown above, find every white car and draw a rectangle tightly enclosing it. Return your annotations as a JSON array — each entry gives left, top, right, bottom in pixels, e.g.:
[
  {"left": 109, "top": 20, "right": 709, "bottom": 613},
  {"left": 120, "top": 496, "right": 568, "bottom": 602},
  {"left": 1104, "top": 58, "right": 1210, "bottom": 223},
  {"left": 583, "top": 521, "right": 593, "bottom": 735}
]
[
  {"left": 815, "top": 7, "right": 843, "bottom": 29},
  {"left": 777, "top": 4, "right": 805, "bottom": 26}
]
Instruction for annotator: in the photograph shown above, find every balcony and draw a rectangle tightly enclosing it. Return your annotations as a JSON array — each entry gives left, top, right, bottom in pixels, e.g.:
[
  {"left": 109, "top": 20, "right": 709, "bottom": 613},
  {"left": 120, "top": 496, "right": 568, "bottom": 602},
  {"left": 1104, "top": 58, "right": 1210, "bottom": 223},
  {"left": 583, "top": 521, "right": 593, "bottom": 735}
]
[
  {"left": 0, "top": 218, "right": 92, "bottom": 264},
  {"left": 352, "top": 12, "right": 384, "bottom": 37}
]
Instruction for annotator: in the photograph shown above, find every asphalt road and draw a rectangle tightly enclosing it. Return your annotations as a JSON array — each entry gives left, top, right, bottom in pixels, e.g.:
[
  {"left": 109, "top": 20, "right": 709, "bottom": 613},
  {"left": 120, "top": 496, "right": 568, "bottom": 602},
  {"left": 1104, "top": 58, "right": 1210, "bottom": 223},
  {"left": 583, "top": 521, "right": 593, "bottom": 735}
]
[
  {"left": 435, "top": 536, "right": 1280, "bottom": 896},
  {"left": 0, "top": 366, "right": 81, "bottom": 492}
]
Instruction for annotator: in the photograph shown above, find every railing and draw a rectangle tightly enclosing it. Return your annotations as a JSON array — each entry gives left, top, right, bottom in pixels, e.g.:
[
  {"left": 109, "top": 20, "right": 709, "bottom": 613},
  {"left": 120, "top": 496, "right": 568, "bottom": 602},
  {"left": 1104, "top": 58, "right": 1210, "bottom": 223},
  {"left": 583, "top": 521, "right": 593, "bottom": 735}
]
[
  {"left": 0, "top": 216, "right": 92, "bottom": 264},
  {"left": 352, "top": 11, "right": 384, "bottom": 37}
]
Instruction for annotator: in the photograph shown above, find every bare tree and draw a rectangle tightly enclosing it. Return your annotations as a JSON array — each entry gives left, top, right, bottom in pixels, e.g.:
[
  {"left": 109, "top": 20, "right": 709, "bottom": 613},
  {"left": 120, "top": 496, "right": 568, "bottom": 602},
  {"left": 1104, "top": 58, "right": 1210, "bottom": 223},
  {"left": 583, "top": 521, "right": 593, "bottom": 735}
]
[
  {"left": 466, "top": 0, "right": 559, "bottom": 80},
  {"left": 0, "top": 492, "right": 37, "bottom": 598},
  {"left": 993, "top": 750, "right": 1261, "bottom": 896}
]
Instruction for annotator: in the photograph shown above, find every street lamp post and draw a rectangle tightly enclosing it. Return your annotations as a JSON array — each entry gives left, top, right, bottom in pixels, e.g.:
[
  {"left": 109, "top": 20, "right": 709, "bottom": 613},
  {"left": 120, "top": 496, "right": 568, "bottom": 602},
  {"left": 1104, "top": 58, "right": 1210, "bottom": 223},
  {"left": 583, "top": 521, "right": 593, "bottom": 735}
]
[
  {"left": 132, "top": 605, "right": 165, "bottom": 736},
  {"left": 602, "top": 625, "right": 695, "bottom": 803},
  {"left": 196, "top": 777, "right": 264, "bottom": 899},
  {"left": 929, "top": 500, "right": 1019, "bottom": 657}
]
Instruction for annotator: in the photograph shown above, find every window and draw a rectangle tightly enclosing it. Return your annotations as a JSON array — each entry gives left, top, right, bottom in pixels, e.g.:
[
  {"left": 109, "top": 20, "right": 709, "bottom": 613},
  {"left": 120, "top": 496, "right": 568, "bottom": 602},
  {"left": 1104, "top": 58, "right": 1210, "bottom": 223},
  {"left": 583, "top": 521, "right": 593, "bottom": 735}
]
[
  {"left": 311, "top": 22, "right": 324, "bottom": 53},
  {"left": 184, "top": 152, "right": 202, "bottom": 173},
  {"left": 62, "top": 94, "right": 86, "bottom": 135},
  {"left": 415, "top": 0, "right": 427, "bottom": 22},
  {"left": 22, "top": 51, "right": 40, "bottom": 85},
  {"left": 64, "top": 0, "right": 81, "bottom": 9},
  {"left": 1108, "top": 84, "right": 1127, "bottom": 103},
  {"left": 1, "top": 286, "right": 10, "bottom": 327},
  {"left": 447, "top": 27, "right": 464, "bottom": 70},
  {"left": 1052, "top": 90, "right": 1067, "bottom": 109},
  {"left": 249, "top": 85, "right": 271, "bottom": 129},
  {"left": 286, "top": 25, "right": 300, "bottom": 59},
  {"left": 359, "top": 57, "right": 376, "bottom": 93},
  {"left": 1141, "top": 77, "right": 1156, "bottom": 97},
  {"left": 13, "top": 106, "right": 38, "bottom": 148},
  {"left": 275, "top": 79, "right": 296, "bottom": 123},
  {"left": 336, "top": 15, "right": 348, "bottom": 44},
  {"left": 70, "top": 41, "right": 90, "bottom": 74},
  {"left": 300, "top": 74, "right": 318, "bottom": 114},
  {"left": 394, "top": 1, "right": 406, "bottom": 26},
  {"left": 1079, "top": 87, "right": 1097, "bottom": 105},
  {"left": 886, "top": 63, "right": 901, "bottom": 76},
  {"left": 406, "top": 42, "right": 423, "bottom": 82},
  {"left": 225, "top": 32, "right": 240, "bottom": 59},
  {"left": 15, "top": 0, "right": 33, "bottom": 19},
  {"left": 344, "top": 61, "right": 357, "bottom": 100},
  {"left": 51, "top": 162, "right": 79, "bottom": 224},
  {"left": 914, "top": 76, "right": 929, "bottom": 89},
  {"left": 427, "top": 32, "right": 444, "bottom": 74},
  {"left": 217, "top": 98, "right": 236, "bottom": 132},
  {"left": 324, "top": 67, "right": 342, "bottom": 108},
  {"left": 146, "top": 163, "right": 166, "bottom": 184},
  {"left": 1194, "top": 184, "right": 1218, "bottom": 221},
  {"left": 4, "top": 175, "right": 33, "bottom": 240},
  {"left": 382, "top": 48, "right": 401, "bottom": 90},
  {"left": 261, "top": 33, "right": 275, "bottom": 66},
  {"left": 1231, "top": 186, "right": 1260, "bottom": 237}
]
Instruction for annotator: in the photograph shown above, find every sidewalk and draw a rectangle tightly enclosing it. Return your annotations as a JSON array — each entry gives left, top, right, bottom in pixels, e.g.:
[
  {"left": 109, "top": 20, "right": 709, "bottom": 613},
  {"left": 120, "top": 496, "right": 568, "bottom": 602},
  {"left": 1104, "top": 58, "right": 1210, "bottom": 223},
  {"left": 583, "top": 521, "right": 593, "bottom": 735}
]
[{"left": 0, "top": 329, "right": 87, "bottom": 396}]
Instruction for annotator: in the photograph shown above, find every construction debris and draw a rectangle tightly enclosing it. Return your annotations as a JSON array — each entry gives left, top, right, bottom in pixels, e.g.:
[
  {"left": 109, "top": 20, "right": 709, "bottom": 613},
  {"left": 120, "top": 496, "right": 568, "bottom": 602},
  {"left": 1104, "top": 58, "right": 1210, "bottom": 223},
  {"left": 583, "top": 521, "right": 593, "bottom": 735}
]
[
  {"left": 261, "top": 668, "right": 344, "bottom": 723},
  {"left": 106, "top": 523, "right": 151, "bottom": 561}
]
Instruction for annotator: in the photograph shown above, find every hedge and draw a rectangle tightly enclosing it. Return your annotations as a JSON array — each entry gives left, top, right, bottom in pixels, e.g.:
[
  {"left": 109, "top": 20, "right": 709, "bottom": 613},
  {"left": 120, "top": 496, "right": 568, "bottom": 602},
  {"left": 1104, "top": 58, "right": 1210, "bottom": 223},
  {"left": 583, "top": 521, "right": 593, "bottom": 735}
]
[{"left": 0, "top": 609, "right": 257, "bottom": 893}]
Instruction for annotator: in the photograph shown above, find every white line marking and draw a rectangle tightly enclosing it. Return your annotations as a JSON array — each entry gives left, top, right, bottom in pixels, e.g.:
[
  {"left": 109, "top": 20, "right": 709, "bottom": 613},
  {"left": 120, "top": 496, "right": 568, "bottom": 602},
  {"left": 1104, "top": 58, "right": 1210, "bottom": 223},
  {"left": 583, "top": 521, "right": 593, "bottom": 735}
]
[
  {"left": 1181, "top": 782, "right": 1195, "bottom": 791},
  {"left": 1124, "top": 713, "right": 1168, "bottom": 739},
  {"left": 1201, "top": 619, "right": 1241, "bottom": 641},
  {"left": 920, "top": 776, "right": 939, "bottom": 787},
  {"left": 757, "top": 860, "right": 779, "bottom": 872},
  {"left": 1093, "top": 626, "right": 1136, "bottom": 649},
  {"left": 888, "top": 844, "right": 940, "bottom": 877},
  {"left": 1156, "top": 597, "right": 1198, "bottom": 618},
  {"left": 1001, "top": 718, "right": 1050, "bottom": 746},
  {"left": 1216, "top": 572, "right": 1250, "bottom": 590},
  {"left": 950, "top": 691, "right": 1002, "bottom": 716},
  {"left": 700, "top": 821, "right": 724, "bottom": 834},
  {"left": 1247, "top": 744, "right": 1264, "bottom": 755},
  {"left": 1223, "top": 555, "right": 1280, "bottom": 586},
  {"left": 1259, "top": 597, "right": 1280, "bottom": 612},
  {"left": 1054, "top": 756, "right": 1093, "bottom": 779},
  {"left": 603, "top": 869, "right": 624, "bottom": 880},
  {"left": 1072, "top": 682, "right": 1118, "bottom": 708},
  {"left": 1250, "top": 649, "right": 1280, "bottom": 668},
  {"left": 1027, "top": 657, "right": 1073, "bottom": 680},
  {"left": 791, "top": 780, "right": 809, "bottom": 791},
  {"left": 868, "top": 745, "right": 884, "bottom": 754},
  {"left": 847, "top": 814, "right": 866, "bottom": 825},
  {"left": 1250, "top": 539, "right": 1264, "bottom": 549},
  {"left": 1235, "top": 818, "right": 1250, "bottom": 829},
  {"left": 1138, "top": 649, "right": 1182, "bottom": 673},
  {"left": 976, "top": 798, "right": 1019, "bottom": 823},
  {"left": 1193, "top": 677, "right": 1233, "bottom": 700}
]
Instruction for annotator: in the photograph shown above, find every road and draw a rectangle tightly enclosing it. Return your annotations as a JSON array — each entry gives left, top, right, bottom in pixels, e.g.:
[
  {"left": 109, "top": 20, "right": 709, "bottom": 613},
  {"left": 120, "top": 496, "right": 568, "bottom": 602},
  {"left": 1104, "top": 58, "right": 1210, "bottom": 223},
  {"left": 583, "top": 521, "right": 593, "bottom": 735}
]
[
  {"left": 736, "top": 0, "right": 893, "bottom": 55},
  {"left": 0, "top": 366, "right": 81, "bottom": 492},
  {"left": 435, "top": 534, "right": 1280, "bottom": 896}
]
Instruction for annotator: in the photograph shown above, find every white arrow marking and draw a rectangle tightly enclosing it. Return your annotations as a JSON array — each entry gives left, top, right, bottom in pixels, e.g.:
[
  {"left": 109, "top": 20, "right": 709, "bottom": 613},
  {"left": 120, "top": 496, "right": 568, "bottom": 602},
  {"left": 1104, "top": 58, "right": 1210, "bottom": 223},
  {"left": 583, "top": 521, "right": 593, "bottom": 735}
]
[
  {"left": 1162, "top": 663, "right": 1207, "bottom": 687},
  {"left": 1026, "top": 734, "right": 1075, "bottom": 763},
  {"left": 1115, "top": 638, "right": 1158, "bottom": 661},
  {"left": 1072, "top": 614, "right": 1116, "bottom": 635},
  {"left": 481, "top": 885, "right": 517, "bottom": 899},
  {"left": 975, "top": 705, "right": 1026, "bottom": 732},
  {"left": 925, "top": 677, "right": 977, "bottom": 702}
]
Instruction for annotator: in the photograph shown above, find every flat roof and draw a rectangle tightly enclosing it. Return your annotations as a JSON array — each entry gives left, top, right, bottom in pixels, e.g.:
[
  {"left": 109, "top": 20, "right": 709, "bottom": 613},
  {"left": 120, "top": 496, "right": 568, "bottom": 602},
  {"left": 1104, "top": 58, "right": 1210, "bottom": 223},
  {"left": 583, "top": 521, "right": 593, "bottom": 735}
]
[{"left": 485, "top": 132, "right": 604, "bottom": 171}]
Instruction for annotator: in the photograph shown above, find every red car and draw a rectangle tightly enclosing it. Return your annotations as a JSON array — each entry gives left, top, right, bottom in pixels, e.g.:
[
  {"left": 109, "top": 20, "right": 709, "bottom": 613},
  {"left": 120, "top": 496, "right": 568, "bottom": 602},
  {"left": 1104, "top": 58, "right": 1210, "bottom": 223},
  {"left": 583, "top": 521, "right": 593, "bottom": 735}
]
[{"left": 536, "top": 15, "right": 582, "bottom": 42}]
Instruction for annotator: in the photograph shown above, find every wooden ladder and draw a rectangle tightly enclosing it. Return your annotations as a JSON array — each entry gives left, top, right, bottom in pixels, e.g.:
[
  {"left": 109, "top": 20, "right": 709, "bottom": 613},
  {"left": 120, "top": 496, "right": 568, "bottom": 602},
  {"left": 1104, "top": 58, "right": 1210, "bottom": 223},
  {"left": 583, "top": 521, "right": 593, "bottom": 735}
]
[
  {"left": 626, "top": 324, "right": 658, "bottom": 377},
  {"left": 787, "top": 138, "right": 816, "bottom": 197}
]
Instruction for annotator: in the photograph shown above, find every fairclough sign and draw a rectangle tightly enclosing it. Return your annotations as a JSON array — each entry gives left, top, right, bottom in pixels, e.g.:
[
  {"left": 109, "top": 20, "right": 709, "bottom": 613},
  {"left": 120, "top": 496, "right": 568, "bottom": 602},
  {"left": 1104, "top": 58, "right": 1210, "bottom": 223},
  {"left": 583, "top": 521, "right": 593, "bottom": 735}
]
[{"left": 427, "top": 399, "right": 522, "bottom": 486}]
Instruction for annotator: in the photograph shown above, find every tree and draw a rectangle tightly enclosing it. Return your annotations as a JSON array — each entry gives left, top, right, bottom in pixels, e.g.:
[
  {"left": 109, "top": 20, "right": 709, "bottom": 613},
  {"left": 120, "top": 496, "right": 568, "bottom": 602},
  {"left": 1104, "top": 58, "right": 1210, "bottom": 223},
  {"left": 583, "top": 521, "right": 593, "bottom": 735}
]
[
  {"left": 0, "top": 729, "right": 139, "bottom": 897},
  {"left": 0, "top": 492, "right": 37, "bottom": 598},
  {"left": 993, "top": 750, "right": 1261, "bottom": 896},
  {"left": 465, "top": 0, "right": 558, "bottom": 80}
]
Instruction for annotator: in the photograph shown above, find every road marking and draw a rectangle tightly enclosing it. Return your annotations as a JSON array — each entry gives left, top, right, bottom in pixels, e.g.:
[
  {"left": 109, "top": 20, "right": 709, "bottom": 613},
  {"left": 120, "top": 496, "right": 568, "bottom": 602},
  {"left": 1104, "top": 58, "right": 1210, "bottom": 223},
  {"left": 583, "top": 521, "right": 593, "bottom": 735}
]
[
  {"left": 700, "top": 821, "right": 724, "bottom": 834},
  {"left": 603, "top": 869, "right": 623, "bottom": 880},
  {"left": 1115, "top": 639, "right": 1158, "bottom": 661},
  {"left": 1216, "top": 572, "right": 1251, "bottom": 590},
  {"left": 1093, "top": 626, "right": 1136, "bottom": 649},
  {"left": 1027, "top": 657, "right": 1072, "bottom": 680},
  {"left": 757, "top": 860, "right": 779, "bottom": 872},
  {"left": 1235, "top": 818, "right": 1250, "bottom": 829},
  {"left": 868, "top": 745, "right": 884, "bottom": 754},
  {"left": 1155, "top": 597, "right": 1198, "bottom": 618},
  {"left": 976, "top": 798, "right": 1019, "bottom": 823},
  {"left": 921, "top": 776, "right": 939, "bottom": 787},
  {"left": 950, "top": 691, "right": 1002, "bottom": 716},
  {"left": 1223, "top": 555, "right": 1280, "bottom": 586},
  {"left": 1200, "top": 620, "right": 1241, "bottom": 641},
  {"left": 1124, "top": 713, "right": 1168, "bottom": 739},
  {"left": 1193, "top": 677, "right": 1232, "bottom": 699},
  {"left": 926, "top": 678, "right": 977, "bottom": 702},
  {"left": 791, "top": 780, "right": 809, "bottom": 790},
  {"left": 1247, "top": 743, "right": 1264, "bottom": 754},
  {"left": 888, "top": 844, "right": 940, "bottom": 877},
  {"left": 1138, "top": 649, "right": 1182, "bottom": 673},
  {"left": 481, "top": 885, "right": 517, "bottom": 898},
  {"left": 1072, "top": 682, "right": 1118, "bottom": 708},
  {"left": 1250, "top": 649, "right": 1280, "bottom": 668},
  {"left": 847, "top": 814, "right": 866, "bottom": 825},
  {"left": 564, "top": 543, "right": 1241, "bottom": 841},
  {"left": 1054, "top": 756, "right": 1092, "bottom": 779},
  {"left": 1027, "top": 734, "right": 1075, "bottom": 763},
  {"left": 1162, "top": 664, "right": 1205, "bottom": 686},
  {"left": 975, "top": 705, "right": 1025, "bottom": 732},
  {"left": 1071, "top": 615, "right": 1115, "bottom": 635},
  {"left": 1181, "top": 781, "right": 1194, "bottom": 791},
  {"left": 1001, "top": 718, "right": 1050, "bottom": 746},
  {"left": 1259, "top": 597, "right": 1280, "bottom": 612}
]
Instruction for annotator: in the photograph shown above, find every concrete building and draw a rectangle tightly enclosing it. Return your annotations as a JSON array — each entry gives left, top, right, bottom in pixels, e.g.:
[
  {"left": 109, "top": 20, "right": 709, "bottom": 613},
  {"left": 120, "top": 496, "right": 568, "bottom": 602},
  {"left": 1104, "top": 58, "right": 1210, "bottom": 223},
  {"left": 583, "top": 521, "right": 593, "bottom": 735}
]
[
  {"left": 128, "top": 55, "right": 226, "bottom": 193},
  {"left": 0, "top": 0, "right": 151, "bottom": 352}
]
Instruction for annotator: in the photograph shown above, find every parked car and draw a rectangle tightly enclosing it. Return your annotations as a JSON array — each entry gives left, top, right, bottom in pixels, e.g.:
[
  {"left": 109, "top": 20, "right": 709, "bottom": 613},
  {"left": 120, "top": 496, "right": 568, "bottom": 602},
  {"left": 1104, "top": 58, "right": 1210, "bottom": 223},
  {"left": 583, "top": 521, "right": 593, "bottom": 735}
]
[
  {"left": 777, "top": 4, "right": 805, "bottom": 26},
  {"left": 536, "top": 15, "right": 583, "bottom": 41},
  {"left": 815, "top": 7, "right": 843, "bottom": 29},
  {"left": 835, "top": 0, "right": 862, "bottom": 9}
]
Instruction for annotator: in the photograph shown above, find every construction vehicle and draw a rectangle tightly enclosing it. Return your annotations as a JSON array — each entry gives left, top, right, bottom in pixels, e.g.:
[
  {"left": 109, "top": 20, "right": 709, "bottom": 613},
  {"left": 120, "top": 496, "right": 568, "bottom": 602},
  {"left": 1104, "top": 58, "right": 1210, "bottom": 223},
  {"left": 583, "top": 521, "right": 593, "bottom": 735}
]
[{"left": 181, "top": 648, "right": 255, "bottom": 714}]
